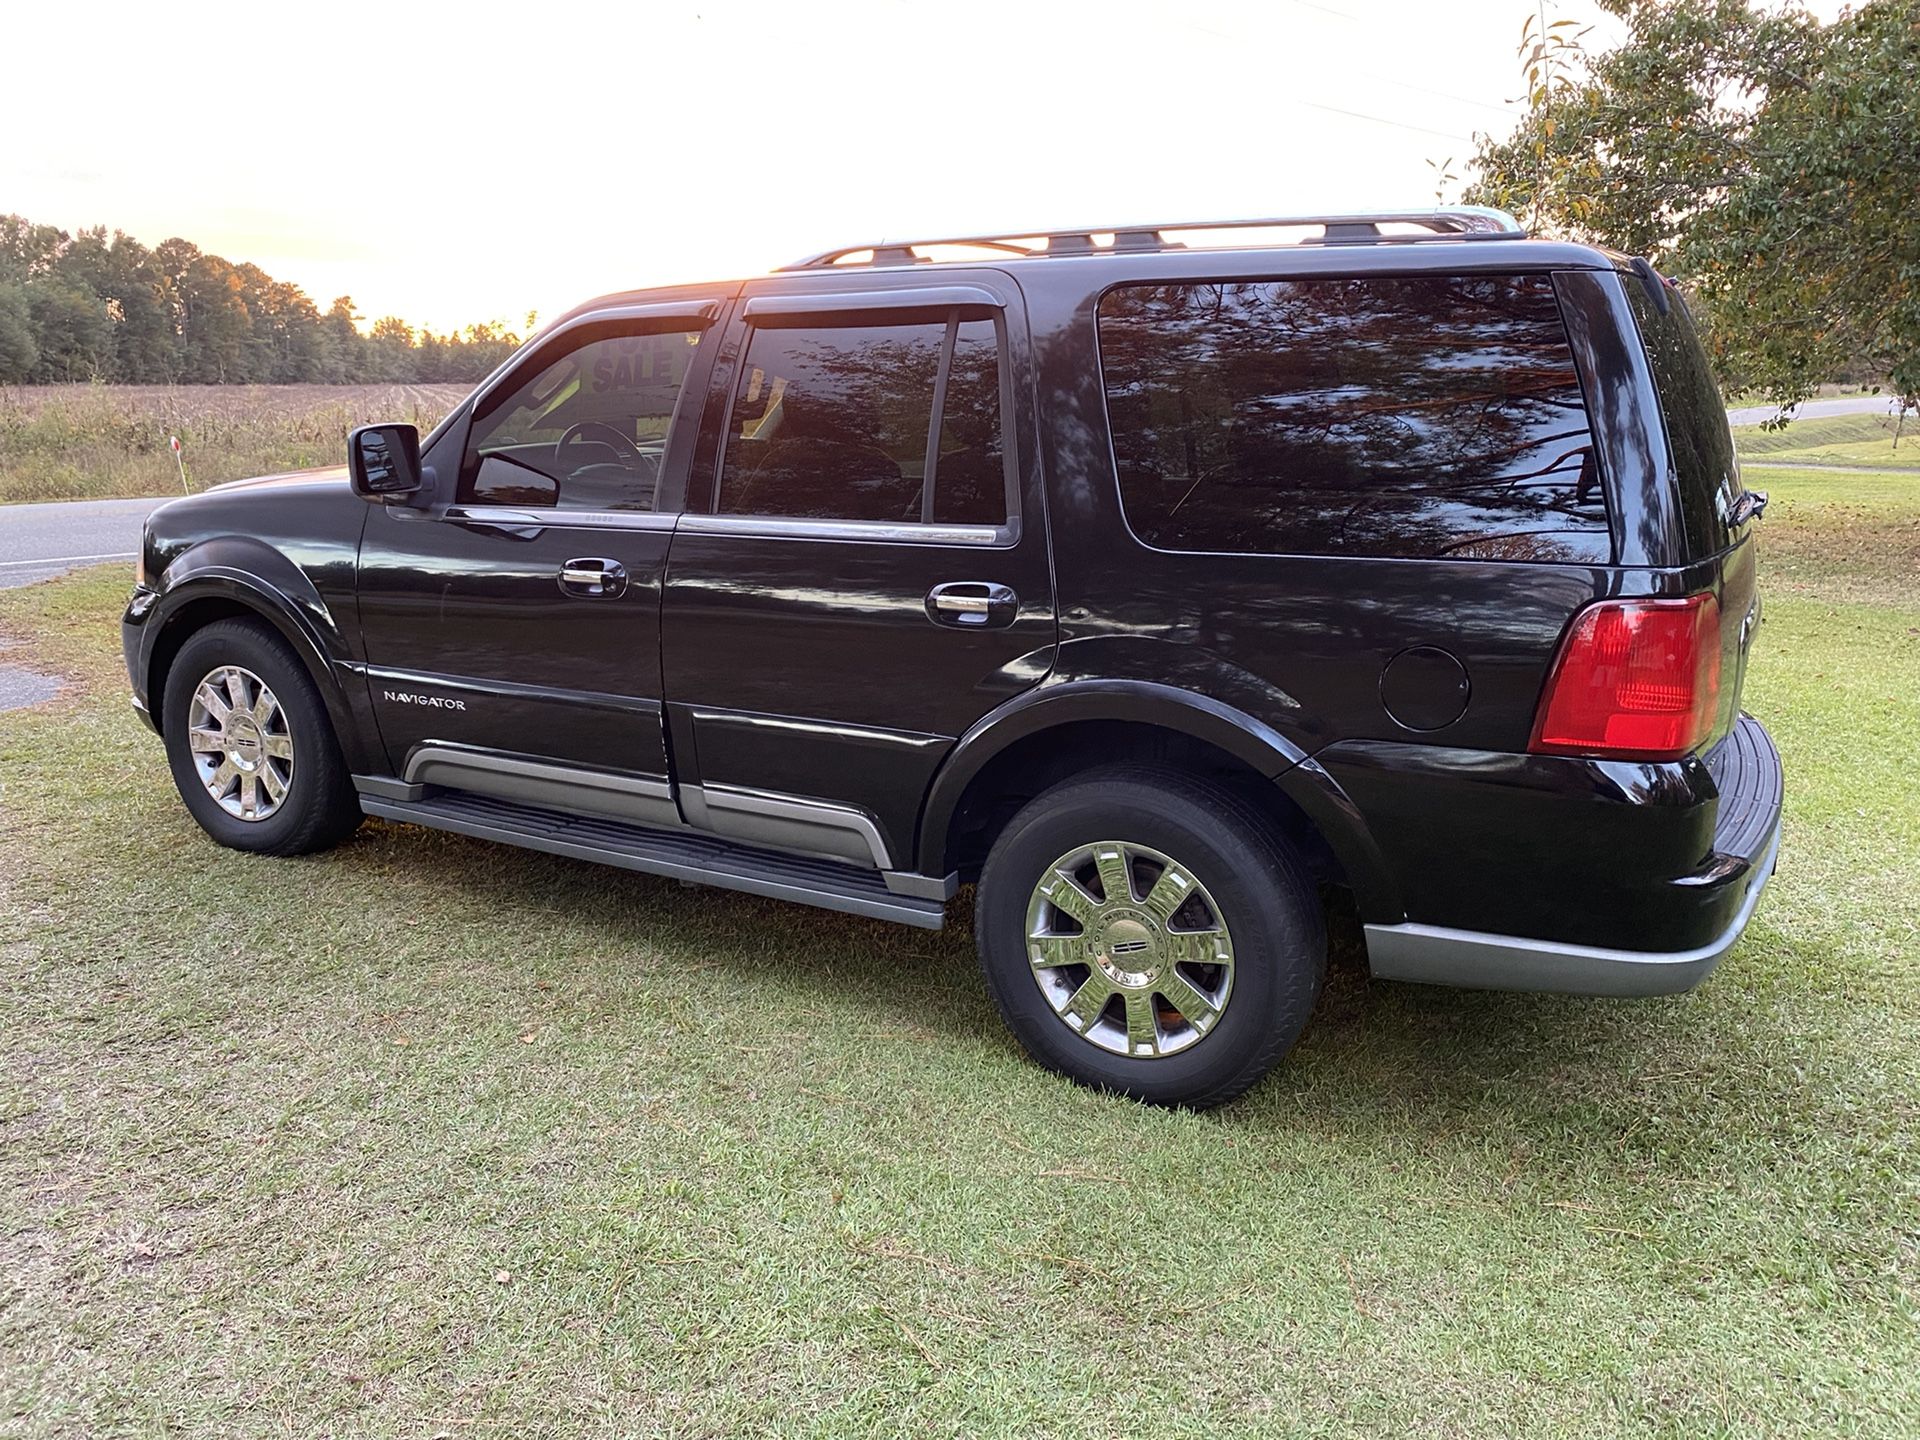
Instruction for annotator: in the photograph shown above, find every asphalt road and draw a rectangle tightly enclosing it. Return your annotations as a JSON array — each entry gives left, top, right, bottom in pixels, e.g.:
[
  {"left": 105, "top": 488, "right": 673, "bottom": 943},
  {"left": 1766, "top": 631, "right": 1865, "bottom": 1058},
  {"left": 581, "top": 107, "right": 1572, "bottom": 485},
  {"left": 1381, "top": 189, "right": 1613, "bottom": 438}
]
[
  {"left": 0, "top": 496, "right": 167, "bottom": 591},
  {"left": 1724, "top": 394, "right": 1906, "bottom": 426},
  {"left": 0, "top": 496, "right": 170, "bottom": 709}
]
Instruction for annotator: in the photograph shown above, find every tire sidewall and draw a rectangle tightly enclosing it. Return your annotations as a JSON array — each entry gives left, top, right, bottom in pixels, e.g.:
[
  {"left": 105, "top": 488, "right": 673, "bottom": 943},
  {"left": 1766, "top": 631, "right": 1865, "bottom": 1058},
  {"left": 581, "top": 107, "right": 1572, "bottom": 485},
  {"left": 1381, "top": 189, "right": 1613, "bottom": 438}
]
[
  {"left": 977, "top": 776, "right": 1322, "bottom": 1103},
  {"left": 161, "top": 621, "right": 336, "bottom": 853}
]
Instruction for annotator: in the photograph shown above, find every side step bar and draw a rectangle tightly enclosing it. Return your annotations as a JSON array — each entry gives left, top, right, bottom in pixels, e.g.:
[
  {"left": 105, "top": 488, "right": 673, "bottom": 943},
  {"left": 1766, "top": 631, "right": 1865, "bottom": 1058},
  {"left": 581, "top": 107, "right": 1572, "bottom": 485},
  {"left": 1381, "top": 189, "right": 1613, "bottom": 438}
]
[{"left": 359, "top": 790, "right": 947, "bottom": 929}]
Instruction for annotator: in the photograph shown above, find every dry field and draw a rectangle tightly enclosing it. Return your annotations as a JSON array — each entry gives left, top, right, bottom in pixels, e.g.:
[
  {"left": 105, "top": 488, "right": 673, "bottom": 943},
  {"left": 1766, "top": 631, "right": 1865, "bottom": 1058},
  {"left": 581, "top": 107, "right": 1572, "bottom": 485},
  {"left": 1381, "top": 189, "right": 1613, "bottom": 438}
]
[{"left": 0, "top": 384, "right": 468, "bottom": 504}]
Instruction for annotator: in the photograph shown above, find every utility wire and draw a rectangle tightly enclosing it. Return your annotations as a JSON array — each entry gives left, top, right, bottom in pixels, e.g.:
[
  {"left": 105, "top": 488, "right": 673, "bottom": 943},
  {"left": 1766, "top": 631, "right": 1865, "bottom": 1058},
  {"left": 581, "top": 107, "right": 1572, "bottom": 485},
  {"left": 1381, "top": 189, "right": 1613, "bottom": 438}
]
[
  {"left": 1377, "top": 75, "right": 1525, "bottom": 117},
  {"left": 1293, "top": 98, "right": 1478, "bottom": 143}
]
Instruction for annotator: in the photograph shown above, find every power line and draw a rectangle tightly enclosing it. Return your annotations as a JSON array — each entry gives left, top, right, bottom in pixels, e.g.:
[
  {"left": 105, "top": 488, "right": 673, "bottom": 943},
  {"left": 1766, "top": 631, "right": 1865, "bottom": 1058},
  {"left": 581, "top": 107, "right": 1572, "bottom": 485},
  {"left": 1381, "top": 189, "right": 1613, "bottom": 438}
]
[
  {"left": 1377, "top": 74, "right": 1525, "bottom": 118},
  {"left": 1177, "top": 15, "right": 1521, "bottom": 134},
  {"left": 1292, "top": 98, "right": 1477, "bottom": 144}
]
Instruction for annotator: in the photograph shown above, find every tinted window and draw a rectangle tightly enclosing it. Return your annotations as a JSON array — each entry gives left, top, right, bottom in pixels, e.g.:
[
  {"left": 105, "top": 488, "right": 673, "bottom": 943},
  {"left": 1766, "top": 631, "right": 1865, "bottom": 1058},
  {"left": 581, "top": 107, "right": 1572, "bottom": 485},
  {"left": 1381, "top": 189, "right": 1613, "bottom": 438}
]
[
  {"left": 932, "top": 320, "right": 1007, "bottom": 526},
  {"left": 716, "top": 315, "right": 1008, "bottom": 525},
  {"left": 460, "top": 326, "right": 704, "bottom": 512},
  {"left": 1098, "top": 275, "right": 1610, "bottom": 562},
  {"left": 1624, "top": 278, "right": 1742, "bottom": 555}
]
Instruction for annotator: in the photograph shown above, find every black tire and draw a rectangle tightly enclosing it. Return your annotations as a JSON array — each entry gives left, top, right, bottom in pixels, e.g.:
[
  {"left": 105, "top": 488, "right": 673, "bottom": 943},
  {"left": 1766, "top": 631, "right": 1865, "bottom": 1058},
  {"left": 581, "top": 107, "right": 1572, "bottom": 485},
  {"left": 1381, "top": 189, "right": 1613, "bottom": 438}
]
[
  {"left": 160, "top": 618, "right": 363, "bottom": 857},
  {"left": 975, "top": 765, "right": 1325, "bottom": 1108}
]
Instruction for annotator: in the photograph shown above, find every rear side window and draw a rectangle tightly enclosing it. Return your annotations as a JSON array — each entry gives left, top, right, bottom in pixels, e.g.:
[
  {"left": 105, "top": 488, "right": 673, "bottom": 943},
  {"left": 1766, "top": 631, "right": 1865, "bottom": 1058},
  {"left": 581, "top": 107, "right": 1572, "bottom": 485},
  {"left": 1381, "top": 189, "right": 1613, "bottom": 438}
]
[
  {"left": 1624, "top": 278, "right": 1743, "bottom": 555},
  {"left": 1097, "top": 275, "right": 1610, "bottom": 562},
  {"left": 716, "top": 313, "right": 1009, "bottom": 526}
]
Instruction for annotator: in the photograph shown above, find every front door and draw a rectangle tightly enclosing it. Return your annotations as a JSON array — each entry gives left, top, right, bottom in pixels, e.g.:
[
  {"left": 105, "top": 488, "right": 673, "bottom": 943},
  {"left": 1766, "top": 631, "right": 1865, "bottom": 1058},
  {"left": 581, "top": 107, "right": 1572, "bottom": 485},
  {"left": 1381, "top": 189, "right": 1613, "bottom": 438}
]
[
  {"left": 660, "top": 272, "right": 1054, "bottom": 870},
  {"left": 355, "top": 296, "right": 728, "bottom": 824}
]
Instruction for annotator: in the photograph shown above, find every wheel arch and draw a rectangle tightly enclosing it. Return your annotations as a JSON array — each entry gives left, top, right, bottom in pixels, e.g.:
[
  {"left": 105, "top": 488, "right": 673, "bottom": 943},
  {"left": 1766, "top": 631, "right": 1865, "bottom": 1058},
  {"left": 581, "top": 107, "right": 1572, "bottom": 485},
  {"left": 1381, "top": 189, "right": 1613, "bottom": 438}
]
[
  {"left": 919, "top": 682, "right": 1402, "bottom": 920},
  {"left": 145, "top": 565, "right": 362, "bottom": 767}
]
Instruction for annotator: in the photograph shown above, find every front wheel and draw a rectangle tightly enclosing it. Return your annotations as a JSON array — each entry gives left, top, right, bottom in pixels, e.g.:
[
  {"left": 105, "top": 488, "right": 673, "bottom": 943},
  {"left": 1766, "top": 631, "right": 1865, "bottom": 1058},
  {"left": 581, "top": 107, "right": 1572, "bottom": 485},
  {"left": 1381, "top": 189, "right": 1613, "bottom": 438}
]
[
  {"left": 161, "top": 618, "right": 364, "bottom": 857},
  {"left": 975, "top": 766, "right": 1325, "bottom": 1108}
]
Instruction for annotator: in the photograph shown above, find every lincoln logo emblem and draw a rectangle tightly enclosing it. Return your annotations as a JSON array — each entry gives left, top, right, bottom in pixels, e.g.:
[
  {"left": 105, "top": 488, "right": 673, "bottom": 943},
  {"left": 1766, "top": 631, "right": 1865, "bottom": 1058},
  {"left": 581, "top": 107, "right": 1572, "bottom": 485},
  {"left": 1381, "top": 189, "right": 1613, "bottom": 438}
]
[{"left": 1110, "top": 937, "right": 1152, "bottom": 956}]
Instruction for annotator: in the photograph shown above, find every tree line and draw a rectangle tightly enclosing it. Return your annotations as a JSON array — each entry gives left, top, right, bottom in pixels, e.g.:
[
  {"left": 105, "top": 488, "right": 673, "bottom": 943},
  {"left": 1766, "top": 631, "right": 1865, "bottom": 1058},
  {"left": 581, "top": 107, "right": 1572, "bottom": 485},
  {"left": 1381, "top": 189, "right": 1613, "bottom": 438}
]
[
  {"left": 0, "top": 215, "right": 523, "bottom": 387},
  {"left": 1464, "top": 0, "right": 1916, "bottom": 412}
]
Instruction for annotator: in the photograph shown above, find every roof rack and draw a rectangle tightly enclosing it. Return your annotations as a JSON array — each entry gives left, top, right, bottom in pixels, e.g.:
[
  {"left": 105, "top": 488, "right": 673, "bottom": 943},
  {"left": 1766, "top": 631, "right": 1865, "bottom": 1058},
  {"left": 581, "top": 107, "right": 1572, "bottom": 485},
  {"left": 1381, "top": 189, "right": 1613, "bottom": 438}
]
[{"left": 780, "top": 207, "right": 1526, "bottom": 271}]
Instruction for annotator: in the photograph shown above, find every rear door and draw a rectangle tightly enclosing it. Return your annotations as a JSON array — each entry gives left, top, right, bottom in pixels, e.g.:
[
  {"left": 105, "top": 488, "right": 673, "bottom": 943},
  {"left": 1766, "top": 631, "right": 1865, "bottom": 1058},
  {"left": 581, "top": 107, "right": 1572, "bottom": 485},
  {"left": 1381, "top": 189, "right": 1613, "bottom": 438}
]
[{"left": 660, "top": 270, "right": 1054, "bottom": 870}]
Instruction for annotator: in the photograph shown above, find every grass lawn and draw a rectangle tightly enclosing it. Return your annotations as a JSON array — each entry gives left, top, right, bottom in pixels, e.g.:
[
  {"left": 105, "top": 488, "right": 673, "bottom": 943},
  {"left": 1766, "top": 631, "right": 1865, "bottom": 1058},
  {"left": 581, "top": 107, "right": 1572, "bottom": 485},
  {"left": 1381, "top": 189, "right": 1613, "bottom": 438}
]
[
  {"left": 1734, "top": 412, "right": 1919, "bottom": 472},
  {"left": 2, "top": 473, "right": 1917, "bottom": 1437}
]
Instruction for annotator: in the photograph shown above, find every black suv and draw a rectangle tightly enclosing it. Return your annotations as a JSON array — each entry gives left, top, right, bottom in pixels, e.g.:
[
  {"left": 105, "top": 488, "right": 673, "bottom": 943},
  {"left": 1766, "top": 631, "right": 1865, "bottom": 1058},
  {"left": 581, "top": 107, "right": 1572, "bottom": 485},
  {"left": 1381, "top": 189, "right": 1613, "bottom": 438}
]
[{"left": 123, "top": 208, "right": 1782, "bottom": 1106}]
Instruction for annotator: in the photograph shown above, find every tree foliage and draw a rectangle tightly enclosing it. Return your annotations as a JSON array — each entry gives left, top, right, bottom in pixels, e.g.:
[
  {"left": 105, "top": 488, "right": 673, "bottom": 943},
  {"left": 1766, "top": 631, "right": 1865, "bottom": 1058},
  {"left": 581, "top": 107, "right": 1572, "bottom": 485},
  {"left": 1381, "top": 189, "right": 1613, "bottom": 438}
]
[
  {"left": 0, "top": 283, "right": 37, "bottom": 379},
  {"left": 0, "top": 214, "right": 523, "bottom": 386},
  {"left": 1465, "top": 0, "right": 1920, "bottom": 409}
]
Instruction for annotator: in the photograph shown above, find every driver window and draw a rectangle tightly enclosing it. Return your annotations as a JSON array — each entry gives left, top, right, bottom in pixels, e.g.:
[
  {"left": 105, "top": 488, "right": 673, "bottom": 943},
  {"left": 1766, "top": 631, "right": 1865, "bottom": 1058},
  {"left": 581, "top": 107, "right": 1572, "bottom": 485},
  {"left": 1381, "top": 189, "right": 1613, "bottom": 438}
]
[{"left": 458, "top": 326, "right": 706, "bottom": 512}]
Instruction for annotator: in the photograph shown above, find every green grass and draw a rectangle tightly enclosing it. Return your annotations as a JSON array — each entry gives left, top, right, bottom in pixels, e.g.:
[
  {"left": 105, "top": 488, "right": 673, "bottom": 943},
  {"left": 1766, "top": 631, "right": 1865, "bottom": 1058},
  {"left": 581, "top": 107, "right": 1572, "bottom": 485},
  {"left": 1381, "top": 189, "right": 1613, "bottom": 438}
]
[
  {"left": 3, "top": 474, "right": 1918, "bottom": 1436},
  {"left": 1733, "top": 412, "right": 1920, "bottom": 471},
  {"left": 1740, "top": 463, "right": 1920, "bottom": 608}
]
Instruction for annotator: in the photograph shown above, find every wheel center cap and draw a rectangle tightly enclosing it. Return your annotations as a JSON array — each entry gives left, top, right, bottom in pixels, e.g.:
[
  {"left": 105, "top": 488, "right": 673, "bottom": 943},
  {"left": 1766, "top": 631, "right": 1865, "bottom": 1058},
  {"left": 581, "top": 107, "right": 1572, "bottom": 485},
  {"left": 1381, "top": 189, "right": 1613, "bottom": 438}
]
[
  {"left": 227, "top": 715, "right": 263, "bottom": 769},
  {"left": 1093, "top": 911, "right": 1160, "bottom": 987}
]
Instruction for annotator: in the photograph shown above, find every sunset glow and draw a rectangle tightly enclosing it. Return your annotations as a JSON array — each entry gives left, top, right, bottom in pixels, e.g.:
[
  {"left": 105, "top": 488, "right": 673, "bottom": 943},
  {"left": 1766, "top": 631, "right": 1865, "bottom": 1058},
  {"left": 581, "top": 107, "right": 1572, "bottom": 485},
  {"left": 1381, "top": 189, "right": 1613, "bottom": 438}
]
[{"left": 2, "top": 0, "right": 1629, "bottom": 334}]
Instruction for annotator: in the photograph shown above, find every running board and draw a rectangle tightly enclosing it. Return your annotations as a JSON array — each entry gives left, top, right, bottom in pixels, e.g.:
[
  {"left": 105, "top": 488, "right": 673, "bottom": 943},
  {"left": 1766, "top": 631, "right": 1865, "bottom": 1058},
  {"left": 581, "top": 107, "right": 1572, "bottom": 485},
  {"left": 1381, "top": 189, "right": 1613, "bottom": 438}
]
[{"left": 359, "top": 791, "right": 947, "bottom": 929}]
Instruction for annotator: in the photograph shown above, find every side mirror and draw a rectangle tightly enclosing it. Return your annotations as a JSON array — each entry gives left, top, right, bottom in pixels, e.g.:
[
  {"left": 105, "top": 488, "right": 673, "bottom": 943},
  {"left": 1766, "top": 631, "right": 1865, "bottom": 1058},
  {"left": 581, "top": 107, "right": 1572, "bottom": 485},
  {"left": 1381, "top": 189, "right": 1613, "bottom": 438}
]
[{"left": 348, "top": 424, "right": 424, "bottom": 502}]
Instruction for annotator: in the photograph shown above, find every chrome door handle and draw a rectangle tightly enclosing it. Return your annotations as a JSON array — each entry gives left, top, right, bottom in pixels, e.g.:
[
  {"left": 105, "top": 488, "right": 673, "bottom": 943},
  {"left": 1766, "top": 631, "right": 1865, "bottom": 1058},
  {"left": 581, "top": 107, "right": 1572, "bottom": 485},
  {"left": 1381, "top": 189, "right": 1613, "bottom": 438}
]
[
  {"left": 933, "top": 594, "right": 991, "bottom": 615},
  {"left": 925, "top": 581, "right": 1017, "bottom": 629},
  {"left": 558, "top": 557, "right": 628, "bottom": 598}
]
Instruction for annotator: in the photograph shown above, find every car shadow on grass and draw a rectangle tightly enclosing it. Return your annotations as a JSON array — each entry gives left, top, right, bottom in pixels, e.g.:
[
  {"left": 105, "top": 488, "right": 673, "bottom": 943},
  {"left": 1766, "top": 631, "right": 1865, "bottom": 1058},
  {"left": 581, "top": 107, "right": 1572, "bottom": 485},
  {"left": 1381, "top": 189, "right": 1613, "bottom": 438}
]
[
  {"left": 342, "top": 816, "right": 1782, "bottom": 1152},
  {"left": 347, "top": 815, "right": 996, "bottom": 1025}
]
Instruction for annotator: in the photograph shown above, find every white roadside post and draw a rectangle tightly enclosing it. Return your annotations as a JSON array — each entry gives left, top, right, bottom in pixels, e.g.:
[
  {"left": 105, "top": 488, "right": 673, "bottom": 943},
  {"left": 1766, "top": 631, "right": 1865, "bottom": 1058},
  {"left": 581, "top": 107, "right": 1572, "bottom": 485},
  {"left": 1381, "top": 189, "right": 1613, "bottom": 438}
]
[{"left": 170, "top": 435, "right": 190, "bottom": 494}]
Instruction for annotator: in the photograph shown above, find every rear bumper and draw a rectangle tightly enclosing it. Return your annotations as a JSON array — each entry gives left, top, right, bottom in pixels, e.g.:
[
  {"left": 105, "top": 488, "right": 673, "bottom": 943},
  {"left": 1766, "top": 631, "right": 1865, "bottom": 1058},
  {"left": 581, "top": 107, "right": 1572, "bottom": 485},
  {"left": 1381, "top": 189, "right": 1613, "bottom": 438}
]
[
  {"left": 1364, "top": 824, "right": 1778, "bottom": 996},
  {"left": 1347, "top": 713, "right": 1783, "bottom": 996}
]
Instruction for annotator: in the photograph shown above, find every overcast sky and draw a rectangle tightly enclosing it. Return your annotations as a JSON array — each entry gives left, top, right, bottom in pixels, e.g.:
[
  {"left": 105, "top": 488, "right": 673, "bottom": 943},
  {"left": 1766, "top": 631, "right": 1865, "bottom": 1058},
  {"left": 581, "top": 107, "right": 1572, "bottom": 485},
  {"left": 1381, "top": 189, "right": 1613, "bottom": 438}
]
[{"left": 3, "top": 0, "right": 1636, "bottom": 332}]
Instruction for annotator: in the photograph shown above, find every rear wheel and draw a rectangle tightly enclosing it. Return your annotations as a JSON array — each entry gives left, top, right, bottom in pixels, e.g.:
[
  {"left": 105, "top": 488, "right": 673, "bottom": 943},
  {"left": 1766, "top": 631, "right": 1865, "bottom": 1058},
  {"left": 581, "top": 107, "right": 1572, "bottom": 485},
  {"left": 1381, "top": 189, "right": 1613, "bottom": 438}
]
[
  {"left": 161, "top": 618, "right": 363, "bottom": 856},
  {"left": 975, "top": 766, "right": 1324, "bottom": 1107}
]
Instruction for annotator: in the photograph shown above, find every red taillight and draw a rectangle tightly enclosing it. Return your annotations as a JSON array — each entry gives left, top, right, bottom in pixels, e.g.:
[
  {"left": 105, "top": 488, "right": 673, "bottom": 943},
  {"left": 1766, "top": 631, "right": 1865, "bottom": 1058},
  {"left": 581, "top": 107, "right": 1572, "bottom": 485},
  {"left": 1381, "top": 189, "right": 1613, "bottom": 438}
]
[{"left": 1531, "top": 595, "right": 1722, "bottom": 760}]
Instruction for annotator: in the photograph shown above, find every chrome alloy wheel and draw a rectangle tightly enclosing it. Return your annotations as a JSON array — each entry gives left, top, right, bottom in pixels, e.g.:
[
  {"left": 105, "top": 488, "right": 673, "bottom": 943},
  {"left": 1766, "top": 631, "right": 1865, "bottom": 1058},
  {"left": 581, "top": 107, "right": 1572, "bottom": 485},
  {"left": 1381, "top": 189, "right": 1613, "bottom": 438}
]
[
  {"left": 186, "top": 665, "right": 294, "bottom": 821},
  {"left": 1025, "top": 840, "right": 1235, "bottom": 1059}
]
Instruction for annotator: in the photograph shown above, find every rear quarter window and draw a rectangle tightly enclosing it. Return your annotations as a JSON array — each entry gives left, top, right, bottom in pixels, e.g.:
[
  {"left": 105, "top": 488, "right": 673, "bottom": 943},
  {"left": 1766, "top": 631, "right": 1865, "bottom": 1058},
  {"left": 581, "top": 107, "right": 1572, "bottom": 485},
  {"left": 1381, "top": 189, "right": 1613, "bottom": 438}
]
[
  {"left": 1096, "top": 274, "right": 1610, "bottom": 563},
  {"left": 1623, "top": 277, "right": 1743, "bottom": 556}
]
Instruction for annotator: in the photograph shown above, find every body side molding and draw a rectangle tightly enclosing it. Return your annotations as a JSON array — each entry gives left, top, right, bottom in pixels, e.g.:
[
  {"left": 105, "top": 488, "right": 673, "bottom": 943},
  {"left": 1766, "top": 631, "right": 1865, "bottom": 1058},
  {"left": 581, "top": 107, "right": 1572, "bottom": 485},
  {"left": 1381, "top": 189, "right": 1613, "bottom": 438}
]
[
  {"left": 401, "top": 745, "right": 679, "bottom": 828},
  {"left": 688, "top": 782, "right": 893, "bottom": 869},
  {"left": 373, "top": 749, "right": 895, "bottom": 872},
  {"left": 359, "top": 792, "right": 945, "bottom": 929}
]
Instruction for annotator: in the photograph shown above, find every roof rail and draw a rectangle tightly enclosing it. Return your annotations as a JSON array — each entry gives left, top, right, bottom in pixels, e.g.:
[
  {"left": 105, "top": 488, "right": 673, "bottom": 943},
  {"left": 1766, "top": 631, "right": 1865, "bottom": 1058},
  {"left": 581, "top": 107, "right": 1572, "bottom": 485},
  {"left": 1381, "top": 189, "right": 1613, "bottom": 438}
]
[{"left": 780, "top": 207, "right": 1527, "bottom": 271}]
